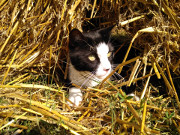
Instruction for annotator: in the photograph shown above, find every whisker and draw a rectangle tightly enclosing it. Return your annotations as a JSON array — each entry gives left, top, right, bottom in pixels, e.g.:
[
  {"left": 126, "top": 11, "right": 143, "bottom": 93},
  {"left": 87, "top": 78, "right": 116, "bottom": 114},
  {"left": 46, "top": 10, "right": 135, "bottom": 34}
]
[
  {"left": 112, "top": 72, "right": 125, "bottom": 81},
  {"left": 114, "top": 72, "right": 124, "bottom": 79},
  {"left": 112, "top": 74, "right": 119, "bottom": 80},
  {"left": 81, "top": 39, "right": 95, "bottom": 50},
  {"left": 112, "top": 64, "right": 131, "bottom": 68},
  {"left": 69, "top": 71, "right": 96, "bottom": 88},
  {"left": 58, "top": 59, "right": 68, "bottom": 64},
  {"left": 80, "top": 71, "right": 103, "bottom": 88},
  {"left": 80, "top": 72, "right": 95, "bottom": 88}
]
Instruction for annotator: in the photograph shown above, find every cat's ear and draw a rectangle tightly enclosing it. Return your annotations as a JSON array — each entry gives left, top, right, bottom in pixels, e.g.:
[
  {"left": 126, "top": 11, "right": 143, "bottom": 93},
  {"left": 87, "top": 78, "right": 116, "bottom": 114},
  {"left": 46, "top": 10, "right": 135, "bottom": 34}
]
[
  {"left": 98, "top": 25, "right": 115, "bottom": 43},
  {"left": 69, "top": 29, "right": 85, "bottom": 48}
]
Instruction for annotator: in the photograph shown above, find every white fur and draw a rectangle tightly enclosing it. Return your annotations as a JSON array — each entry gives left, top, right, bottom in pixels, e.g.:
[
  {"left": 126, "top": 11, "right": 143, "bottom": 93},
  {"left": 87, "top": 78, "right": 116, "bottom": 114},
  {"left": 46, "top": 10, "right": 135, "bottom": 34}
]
[
  {"left": 68, "top": 42, "right": 112, "bottom": 106},
  {"left": 68, "top": 87, "right": 83, "bottom": 106},
  {"left": 96, "top": 43, "right": 112, "bottom": 79},
  {"left": 127, "top": 93, "right": 140, "bottom": 101},
  {"left": 69, "top": 64, "right": 101, "bottom": 87}
]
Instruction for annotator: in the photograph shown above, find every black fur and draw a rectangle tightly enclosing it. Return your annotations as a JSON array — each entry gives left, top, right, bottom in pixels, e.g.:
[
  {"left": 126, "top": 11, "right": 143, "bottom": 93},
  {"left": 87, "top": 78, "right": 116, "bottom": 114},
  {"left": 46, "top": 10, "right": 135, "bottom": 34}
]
[{"left": 69, "top": 26, "right": 114, "bottom": 72}]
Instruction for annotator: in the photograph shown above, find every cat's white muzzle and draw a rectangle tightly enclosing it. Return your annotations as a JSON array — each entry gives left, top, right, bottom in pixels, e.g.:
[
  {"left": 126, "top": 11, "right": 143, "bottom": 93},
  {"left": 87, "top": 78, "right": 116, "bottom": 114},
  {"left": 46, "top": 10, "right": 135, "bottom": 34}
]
[{"left": 96, "top": 64, "right": 111, "bottom": 79}]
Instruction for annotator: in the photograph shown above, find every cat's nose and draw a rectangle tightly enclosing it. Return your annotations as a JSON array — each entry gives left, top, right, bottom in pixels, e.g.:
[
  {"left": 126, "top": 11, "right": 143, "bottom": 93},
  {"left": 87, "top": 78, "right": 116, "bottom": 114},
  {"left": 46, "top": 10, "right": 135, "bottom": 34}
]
[{"left": 103, "top": 68, "right": 110, "bottom": 72}]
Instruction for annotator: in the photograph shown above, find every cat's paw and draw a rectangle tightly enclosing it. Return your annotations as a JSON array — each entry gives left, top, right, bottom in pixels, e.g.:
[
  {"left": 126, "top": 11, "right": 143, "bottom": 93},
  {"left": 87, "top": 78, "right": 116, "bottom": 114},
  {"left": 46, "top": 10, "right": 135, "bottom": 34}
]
[
  {"left": 127, "top": 93, "right": 140, "bottom": 101},
  {"left": 68, "top": 87, "right": 83, "bottom": 106}
]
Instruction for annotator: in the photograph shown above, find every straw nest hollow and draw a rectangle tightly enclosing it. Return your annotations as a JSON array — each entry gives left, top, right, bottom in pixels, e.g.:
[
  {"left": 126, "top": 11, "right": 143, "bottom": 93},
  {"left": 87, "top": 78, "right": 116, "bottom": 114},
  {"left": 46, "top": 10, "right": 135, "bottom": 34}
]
[{"left": 0, "top": 0, "right": 180, "bottom": 134}]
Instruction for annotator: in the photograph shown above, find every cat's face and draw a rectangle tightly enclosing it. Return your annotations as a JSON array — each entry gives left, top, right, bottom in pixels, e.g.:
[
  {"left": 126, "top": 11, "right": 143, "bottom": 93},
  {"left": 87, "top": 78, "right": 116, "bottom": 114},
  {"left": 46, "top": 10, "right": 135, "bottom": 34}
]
[{"left": 69, "top": 26, "right": 114, "bottom": 80}]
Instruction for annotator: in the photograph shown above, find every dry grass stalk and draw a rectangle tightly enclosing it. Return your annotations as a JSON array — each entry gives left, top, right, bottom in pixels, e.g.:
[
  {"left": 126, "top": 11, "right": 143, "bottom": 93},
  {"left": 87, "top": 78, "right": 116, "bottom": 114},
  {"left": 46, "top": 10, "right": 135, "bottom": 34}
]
[
  {"left": 140, "top": 68, "right": 153, "bottom": 100},
  {"left": 140, "top": 87, "right": 150, "bottom": 134},
  {"left": 0, "top": 0, "right": 180, "bottom": 134},
  {"left": 100, "top": 56, "right": 141, "bottom": 87},
  {"left": 127, "top": 58, "right": 141, "bottom": 86}
]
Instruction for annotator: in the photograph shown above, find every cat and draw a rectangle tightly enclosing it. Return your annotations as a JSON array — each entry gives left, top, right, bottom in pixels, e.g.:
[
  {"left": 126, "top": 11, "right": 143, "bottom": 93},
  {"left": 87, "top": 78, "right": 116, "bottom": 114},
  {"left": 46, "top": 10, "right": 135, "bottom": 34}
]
[
  {"left": 68, "top": 26, "right": 115, "bottom": 106},
  {"left": 67, "top": 26, "right": 180, "bottom": 107}
]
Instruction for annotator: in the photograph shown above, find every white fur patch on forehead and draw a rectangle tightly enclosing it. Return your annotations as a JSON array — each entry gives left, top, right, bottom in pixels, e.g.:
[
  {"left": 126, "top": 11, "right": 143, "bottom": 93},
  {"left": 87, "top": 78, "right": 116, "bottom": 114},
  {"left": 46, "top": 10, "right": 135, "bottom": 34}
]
[{"left": 96, "top": 42, "right": 109, "bottom": 56}]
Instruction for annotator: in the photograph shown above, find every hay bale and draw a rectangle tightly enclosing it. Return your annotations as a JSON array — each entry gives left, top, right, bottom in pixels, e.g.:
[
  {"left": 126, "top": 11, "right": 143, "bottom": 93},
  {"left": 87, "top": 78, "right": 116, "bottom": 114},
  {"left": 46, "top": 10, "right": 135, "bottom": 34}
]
[{"left": 0, "top": 0, "right": 179, "bottom": 134}]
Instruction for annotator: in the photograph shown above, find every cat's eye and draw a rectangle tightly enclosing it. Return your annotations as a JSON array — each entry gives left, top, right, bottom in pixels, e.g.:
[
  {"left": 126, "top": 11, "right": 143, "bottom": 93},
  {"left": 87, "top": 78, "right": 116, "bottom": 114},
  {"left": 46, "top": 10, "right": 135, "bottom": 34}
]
[
  {"left": 88, "top": 55, "right": 96, "bottom": 61},
  {"left": 107, "top": 52, "right": 112, "bottom": 57}
]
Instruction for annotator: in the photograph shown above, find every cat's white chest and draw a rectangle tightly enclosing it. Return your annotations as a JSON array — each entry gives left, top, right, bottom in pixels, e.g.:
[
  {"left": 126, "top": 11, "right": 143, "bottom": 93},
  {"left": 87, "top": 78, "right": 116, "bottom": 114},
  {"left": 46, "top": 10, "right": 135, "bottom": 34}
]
[
  {"left": 69, "top": 63, "right": 101, "bottom": 87},
  {"left": 68, "top": 63, "right": 102, "bottom": 106}
]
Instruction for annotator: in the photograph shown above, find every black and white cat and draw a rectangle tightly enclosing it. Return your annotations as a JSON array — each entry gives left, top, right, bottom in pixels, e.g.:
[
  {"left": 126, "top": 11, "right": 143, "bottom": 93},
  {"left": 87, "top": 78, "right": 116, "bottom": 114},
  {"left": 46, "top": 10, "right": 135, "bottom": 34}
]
[{"left": 68, "top": 26, "right": 115, "bottom": 106}]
